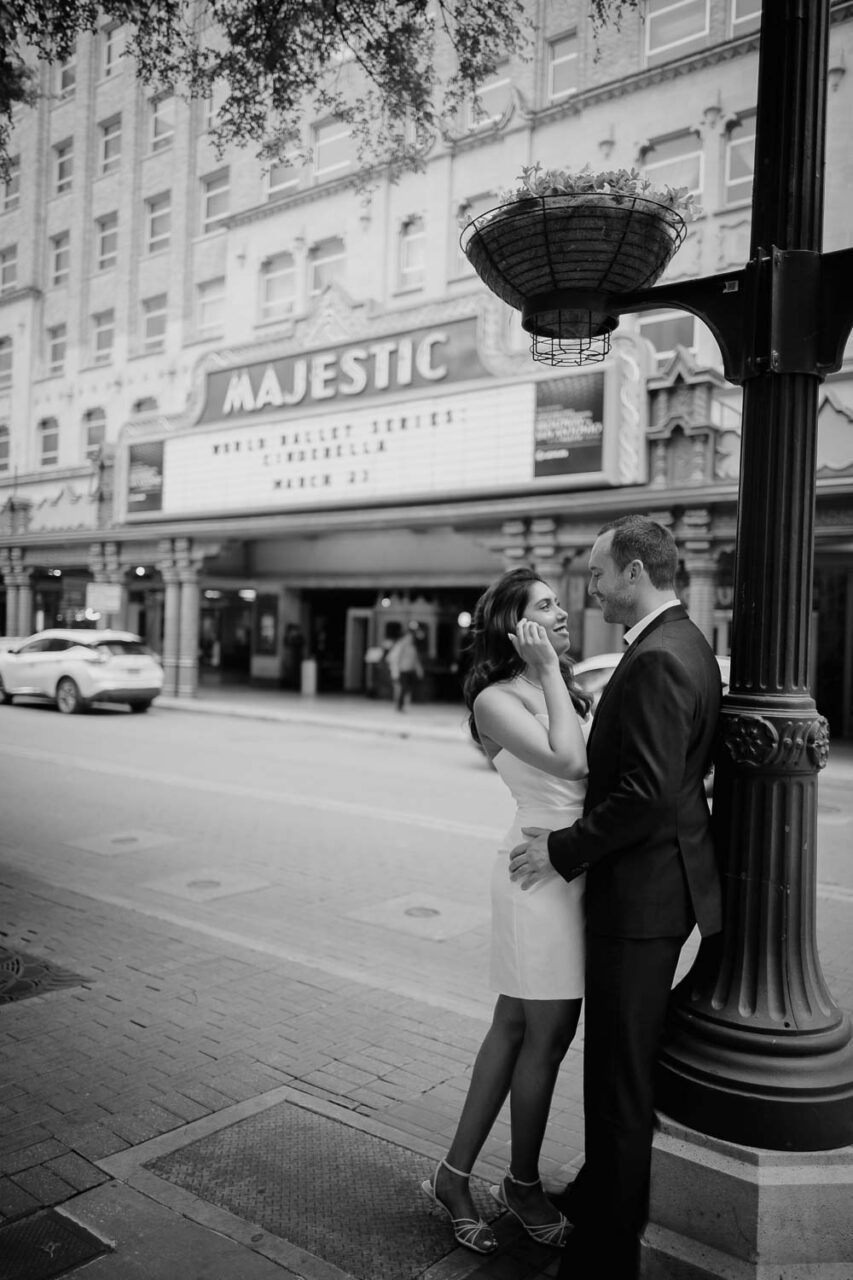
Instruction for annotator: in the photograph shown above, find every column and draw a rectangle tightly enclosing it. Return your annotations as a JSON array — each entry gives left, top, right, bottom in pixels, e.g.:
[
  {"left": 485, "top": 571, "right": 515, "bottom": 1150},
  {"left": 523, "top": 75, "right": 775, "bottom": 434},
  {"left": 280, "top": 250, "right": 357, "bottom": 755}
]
[
  {"left": 103, "top": 542, "right": 129, "bottom": 629},
  {"left": 175, "top": 539, "right": 200, "bottom": 699},
  {"left": 680, "top": 508, "right": 716, "bottom": 646},
  {"left": 0, "top": 551, "right": 17, "bottom": 636},
  {"left": 157, "top": 540, "right": 181, "bottom": 697},
  {"left": 16, "top": 570, "right": 33, "bottom": 637}
]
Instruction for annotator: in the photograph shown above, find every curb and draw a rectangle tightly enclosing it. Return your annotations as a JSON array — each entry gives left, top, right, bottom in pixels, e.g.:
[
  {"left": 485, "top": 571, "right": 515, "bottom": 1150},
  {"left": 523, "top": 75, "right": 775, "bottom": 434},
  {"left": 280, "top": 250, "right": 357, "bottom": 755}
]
[{"left": 153, "top": 696, "right": 469, "bottom": 743}]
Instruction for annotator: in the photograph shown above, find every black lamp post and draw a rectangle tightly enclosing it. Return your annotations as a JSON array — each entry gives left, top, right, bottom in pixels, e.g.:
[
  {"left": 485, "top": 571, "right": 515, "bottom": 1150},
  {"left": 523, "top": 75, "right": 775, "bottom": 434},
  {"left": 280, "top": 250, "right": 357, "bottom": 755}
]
[{"left": 613, "top": 0, "right": 853, "bottom": 1152}]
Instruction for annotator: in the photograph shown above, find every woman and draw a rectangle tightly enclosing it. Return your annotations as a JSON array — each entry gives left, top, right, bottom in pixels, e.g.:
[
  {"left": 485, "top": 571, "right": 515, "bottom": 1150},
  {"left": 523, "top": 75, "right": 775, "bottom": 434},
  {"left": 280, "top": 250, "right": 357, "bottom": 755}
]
[{"left": 421, "top": 567, "right": 591, "bottom": 1254}]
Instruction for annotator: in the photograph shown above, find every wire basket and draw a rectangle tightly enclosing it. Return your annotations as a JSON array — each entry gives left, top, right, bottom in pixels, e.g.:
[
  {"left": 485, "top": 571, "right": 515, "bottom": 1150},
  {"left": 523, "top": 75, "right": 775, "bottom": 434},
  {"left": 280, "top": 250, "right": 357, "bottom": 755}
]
[{"left": 460, "top": 193, "right": 686, "bottom": 364}]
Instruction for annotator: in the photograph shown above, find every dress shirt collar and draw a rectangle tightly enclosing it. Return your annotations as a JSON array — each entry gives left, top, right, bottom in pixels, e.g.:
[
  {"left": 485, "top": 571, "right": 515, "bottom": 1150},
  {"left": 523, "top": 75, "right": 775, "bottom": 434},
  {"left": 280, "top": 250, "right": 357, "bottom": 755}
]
[{"left": 622, "top": 598, "right": 681, "bottom": 648}]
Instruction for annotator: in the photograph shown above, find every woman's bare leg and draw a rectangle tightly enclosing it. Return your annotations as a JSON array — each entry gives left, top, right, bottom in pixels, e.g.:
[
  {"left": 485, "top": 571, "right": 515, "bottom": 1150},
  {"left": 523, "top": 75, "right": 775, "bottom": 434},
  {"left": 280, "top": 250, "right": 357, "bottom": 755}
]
[
  {"left": 433, "top": 996, "right": 525, "bottom": 1221},
  {"left": 503, "top": 998, "right": 582, "bottom": 1226}
]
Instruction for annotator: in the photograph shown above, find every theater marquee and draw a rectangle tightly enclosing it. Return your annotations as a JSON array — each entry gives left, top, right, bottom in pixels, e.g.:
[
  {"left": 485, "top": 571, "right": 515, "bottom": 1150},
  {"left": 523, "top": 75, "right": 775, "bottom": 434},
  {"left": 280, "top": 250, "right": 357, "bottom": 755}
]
[{"left": 122, "top": 321, "right": 646, "bottom": 519}]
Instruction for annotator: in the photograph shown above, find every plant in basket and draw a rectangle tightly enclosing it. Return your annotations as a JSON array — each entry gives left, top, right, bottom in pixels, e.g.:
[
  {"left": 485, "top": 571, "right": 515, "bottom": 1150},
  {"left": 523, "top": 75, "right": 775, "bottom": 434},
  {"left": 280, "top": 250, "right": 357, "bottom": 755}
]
[{"left": 460, "top": 163, "right": 702, "bottom": 365}]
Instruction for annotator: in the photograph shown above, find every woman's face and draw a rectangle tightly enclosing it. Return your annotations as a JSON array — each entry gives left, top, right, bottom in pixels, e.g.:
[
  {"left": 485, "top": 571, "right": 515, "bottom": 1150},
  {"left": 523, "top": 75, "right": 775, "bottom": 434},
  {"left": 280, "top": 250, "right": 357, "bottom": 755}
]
[{"left": 520, "top": 580, "right": 571, "bottom": 654}]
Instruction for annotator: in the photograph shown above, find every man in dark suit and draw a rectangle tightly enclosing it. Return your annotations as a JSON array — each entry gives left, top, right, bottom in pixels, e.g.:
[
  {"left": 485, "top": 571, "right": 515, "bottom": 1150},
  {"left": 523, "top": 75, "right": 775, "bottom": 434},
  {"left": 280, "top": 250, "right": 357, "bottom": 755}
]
[{"left": 509, "top": 514, "right": 722, "bottom": 1279}]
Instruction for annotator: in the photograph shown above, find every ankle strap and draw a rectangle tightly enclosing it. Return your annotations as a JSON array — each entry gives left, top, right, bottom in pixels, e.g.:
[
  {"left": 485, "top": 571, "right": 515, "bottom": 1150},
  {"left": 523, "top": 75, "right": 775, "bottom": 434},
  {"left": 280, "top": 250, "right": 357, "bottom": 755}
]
[
  {"left": 506, "top": 1167, "right": 540, "bottom": 1187},
  {"left": 440, "top": 1159, "right": 471, "bottom": 1180}
]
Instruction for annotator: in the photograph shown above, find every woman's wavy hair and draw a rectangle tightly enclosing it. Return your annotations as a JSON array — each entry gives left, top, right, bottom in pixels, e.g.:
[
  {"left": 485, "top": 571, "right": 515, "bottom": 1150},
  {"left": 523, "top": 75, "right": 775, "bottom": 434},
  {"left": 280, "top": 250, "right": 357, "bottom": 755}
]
[{"left": 462, "top": 566, "right": 592, "bottom": 743}]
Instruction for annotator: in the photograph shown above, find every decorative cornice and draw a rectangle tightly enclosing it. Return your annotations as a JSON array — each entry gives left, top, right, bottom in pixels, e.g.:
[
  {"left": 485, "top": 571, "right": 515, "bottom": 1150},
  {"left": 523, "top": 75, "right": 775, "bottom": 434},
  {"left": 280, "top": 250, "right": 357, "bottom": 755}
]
[
  {"left": 533, "top": 35, "right": 761, "bottom": 128},
  {"left": 0, "top": 284, "right": 41, "bottom": 309},
  {"left": 228, "top": 171, "right": 361, "bottom": 228}
]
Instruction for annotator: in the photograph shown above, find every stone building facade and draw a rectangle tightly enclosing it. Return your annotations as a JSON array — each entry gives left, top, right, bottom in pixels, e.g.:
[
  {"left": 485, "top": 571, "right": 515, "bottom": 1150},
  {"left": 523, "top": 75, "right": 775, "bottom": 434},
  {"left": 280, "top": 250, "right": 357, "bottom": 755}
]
[{"left": 2, "top": 0, "right": 853, "bottom": 731}]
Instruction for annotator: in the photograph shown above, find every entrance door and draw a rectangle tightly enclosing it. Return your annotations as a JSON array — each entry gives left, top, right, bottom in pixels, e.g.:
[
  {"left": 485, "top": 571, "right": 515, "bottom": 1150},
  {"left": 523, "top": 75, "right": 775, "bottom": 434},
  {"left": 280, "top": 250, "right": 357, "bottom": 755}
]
[{"left": 344, "top": 609, "right": 372, "bottom": 692}]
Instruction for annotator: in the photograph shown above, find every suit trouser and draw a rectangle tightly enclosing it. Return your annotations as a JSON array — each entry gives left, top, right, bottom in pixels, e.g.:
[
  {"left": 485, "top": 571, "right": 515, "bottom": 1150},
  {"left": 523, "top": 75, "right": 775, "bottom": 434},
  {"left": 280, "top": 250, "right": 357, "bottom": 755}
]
[{"left": 558, "top": 932, "right": 686, "bottom": 1280}]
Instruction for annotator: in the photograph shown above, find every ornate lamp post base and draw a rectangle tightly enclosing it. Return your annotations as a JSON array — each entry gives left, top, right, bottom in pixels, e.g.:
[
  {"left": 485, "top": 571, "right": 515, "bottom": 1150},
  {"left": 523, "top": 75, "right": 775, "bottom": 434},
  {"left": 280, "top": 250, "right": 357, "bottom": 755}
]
[{"left": 641, "top": 1117, "right": 853, "bottom": 1279}]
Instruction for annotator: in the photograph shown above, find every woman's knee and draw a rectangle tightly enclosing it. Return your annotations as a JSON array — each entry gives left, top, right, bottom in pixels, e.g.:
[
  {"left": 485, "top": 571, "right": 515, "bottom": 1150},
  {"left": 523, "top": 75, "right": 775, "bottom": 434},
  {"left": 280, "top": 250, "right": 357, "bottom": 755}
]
[
  {"left": 523, "top": 999, "right": 581, "bottom": 1059},
  {"left": 490, "top": 996, "right": 527, "bottom": 1047}
]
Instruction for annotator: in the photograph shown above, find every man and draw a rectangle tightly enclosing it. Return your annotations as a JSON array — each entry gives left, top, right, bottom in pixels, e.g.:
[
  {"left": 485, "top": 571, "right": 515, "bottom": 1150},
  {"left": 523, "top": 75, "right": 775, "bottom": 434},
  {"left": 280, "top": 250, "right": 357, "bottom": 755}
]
[
  {"left": 509, "top": 515, "right": 722, "bottom": 1279},
  {"left": 386, "top": 622, "right": 424, "bottom": 712}
]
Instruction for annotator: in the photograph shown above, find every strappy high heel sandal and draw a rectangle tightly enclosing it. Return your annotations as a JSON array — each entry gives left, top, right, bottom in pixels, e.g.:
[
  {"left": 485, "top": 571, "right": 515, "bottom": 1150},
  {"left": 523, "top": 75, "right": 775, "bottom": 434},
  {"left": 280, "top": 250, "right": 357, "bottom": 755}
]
[
  {"left": 489, "top": 1168, "right": 570, "bottom": 1248},
  {"left": 420, "top": 1158, "right": 498, "bottom": 1255}
]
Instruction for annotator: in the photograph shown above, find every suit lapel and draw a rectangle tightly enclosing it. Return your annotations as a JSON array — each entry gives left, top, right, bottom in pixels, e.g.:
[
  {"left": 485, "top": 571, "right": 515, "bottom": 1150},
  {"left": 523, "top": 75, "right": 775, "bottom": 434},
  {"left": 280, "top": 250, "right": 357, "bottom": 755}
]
[{"left": 586, "top": 604, "right": 690, "bottom": 747}]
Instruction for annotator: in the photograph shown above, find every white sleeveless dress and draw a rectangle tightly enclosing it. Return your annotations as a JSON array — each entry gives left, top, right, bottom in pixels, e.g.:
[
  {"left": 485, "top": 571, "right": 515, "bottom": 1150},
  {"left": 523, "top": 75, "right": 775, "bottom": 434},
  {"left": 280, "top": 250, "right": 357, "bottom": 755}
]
[{"left": 490, "top": 713, "right": 590, "bottom": 1000}]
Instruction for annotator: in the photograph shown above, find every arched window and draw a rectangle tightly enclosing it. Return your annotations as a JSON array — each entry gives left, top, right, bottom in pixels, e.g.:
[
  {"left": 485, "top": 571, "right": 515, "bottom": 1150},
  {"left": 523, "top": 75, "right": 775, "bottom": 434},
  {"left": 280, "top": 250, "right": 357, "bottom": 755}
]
[
  {"left": 83, "top": 408, "right": 106, "bottom": 461},
  {"left": 398, "top": 216, "right": 425, "bottom": 291},
  {"left": 260, "top": 253, "right": 296, "bottom": 321},
  {"left": 38, "top": 417, "right": 59, "bottom": 468},
  {"left": 308, "top": 237, "right": 345, "bottom": 296},
  {"left": 0, "top": 335, "right": 11, "bottom": 389}
]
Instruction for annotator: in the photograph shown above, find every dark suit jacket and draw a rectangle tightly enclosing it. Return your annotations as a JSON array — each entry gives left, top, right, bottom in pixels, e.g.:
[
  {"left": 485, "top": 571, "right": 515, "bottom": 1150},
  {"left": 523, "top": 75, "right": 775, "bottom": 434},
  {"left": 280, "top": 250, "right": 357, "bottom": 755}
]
[{"left": 549, "top": 605, "right": 722, "bottom": 939}]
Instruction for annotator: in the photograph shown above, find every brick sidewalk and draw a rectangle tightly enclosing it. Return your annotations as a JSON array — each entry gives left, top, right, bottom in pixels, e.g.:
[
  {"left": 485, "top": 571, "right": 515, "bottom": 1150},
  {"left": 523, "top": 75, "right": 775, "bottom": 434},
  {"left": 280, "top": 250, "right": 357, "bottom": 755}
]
[{"left": 0, "top": 865, "right": 579, "bottom": 1277}]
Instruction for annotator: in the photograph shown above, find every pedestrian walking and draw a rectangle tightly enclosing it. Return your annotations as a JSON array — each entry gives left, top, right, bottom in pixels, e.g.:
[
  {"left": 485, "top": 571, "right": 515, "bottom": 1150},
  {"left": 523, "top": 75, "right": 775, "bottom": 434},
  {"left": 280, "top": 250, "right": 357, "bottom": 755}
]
[
  {"left": 509, "top": 515, "right": 723, "bottom": 1280},
  {"left": 420, "top": 567, "right": 591, "bottom": 1255},
  {"left": 386, "top": 623, "right": 424, "bottom": 711}
]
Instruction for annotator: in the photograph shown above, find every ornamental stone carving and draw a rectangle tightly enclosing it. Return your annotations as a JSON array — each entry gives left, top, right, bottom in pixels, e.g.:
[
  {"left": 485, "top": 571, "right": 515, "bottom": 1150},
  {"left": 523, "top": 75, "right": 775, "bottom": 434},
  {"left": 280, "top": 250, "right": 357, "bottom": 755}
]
[{"left": 722, "top": 710, "right": 830, "bottom": 770}]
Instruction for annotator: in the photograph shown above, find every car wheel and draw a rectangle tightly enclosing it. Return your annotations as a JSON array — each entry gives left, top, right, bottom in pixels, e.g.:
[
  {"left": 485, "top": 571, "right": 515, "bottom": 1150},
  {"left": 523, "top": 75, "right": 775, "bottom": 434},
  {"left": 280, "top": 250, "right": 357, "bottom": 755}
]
[
  {"left": 56, "top": 677, "right": 84, "bottom": 714},
  {"left": 129, "top": 701, "right": 151, "bottom": 714},
  {"left": 0, "top": 678, "right": 13, "bottom": 705}
]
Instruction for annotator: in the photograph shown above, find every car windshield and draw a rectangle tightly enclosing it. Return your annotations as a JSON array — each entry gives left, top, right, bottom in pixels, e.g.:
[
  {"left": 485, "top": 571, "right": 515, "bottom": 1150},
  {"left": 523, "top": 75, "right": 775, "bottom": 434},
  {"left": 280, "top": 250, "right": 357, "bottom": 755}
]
[{"left": 92, "top": 641, "right": 151, "bottom": 657}]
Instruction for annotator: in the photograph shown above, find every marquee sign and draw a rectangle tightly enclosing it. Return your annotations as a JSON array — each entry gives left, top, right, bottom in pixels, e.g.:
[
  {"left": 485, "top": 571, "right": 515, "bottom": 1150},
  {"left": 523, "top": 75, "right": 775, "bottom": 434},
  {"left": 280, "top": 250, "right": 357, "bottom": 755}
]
[{"left": 198, "top": 317, "right": 490, "bottom": 424}]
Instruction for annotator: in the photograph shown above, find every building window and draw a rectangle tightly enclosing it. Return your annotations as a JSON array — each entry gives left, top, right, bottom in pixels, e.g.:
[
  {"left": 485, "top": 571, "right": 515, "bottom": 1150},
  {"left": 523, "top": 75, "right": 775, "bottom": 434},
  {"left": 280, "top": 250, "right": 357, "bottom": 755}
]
[
  {"left": 548, "top": 34, "right": 579, "bottom": 101},
  {"left": 102, "top": 24, "right": 123, "bottom": 78},
  {"left": 637, "top": 310, "right": 698, "bottom": 367},
  {"left": 465, "top": 70, "right": 513, "bottom": 129},
  {"left": 0, "top": 245, "right": 16, "bottom": 293},
  {"left": 646, "top": 0, "right": 709, "bottom": 57},
  {"left": 643, "top": 131, "right": 703, "bottom": 199},
  {"left": 54, "top": 140, "right": 73, "bottom": 195},
  {"left": 197, "top": 277, "right": 225, "bottom": 333},
  {"left": 398, "top": 216, "right": 425, "bottom": 291},
  {"left": 0, "top": 424, "right": 9, "bottom": 473},
  {"left": 48, "top": 324, "right": 67, "bottom": 376},
  {"left": 92, "top": 310, "right": 115, "bottom": 364},
  {"left": 96, "top": 212, "right": 118, "bottom": 270},
  {"left": 51, "top": 231, "right": 71, "bottom": 285},
  {"left": 56, "top": 57, "right": 76, "bottom": 100},
  {"left": 201, "top": 169, "right": 230, "bottom": 233},
  {"left": 2, "top": 156, "right": 20, "bottom": 211},
  {"left": 725, "top": 109, "right": 756, "bottom": 206},
  {"left": 132, "top": 396, "right": 158, "bottom": 413},
  {"left": 309, "top": 237, "right": 345, "bottom": 296},
  {"left": 150, "top": 94, "right": 175, "bottom": 152},
  {"left": 146, "top": 191, "right": 171, "bottom": 253},
  {"left": 731, "top": 0, "right": 761, "bottom": 33},
  {"left": 268, "top": 154, "right": 300, "bottom": 198},
  {"left": 259, "top": 253, "right": 296, "bottom": 321},
  {"left": 39, "top": 417, "right": 60, "bottom": 467},
  {"left": 142, "top": 294, "right": 168, "bottom": 351},
  {"left": 83, "top": 408, "right": 106, "bottom": 460},
  {"left": 100, "top": 116, "right": 122, "bottom": 175},
  {"left": 0, "top": 336, "right": 11, "bottom": 389},
  {"left": 314, "top": 120, "right": 352, "bottom": 179}
]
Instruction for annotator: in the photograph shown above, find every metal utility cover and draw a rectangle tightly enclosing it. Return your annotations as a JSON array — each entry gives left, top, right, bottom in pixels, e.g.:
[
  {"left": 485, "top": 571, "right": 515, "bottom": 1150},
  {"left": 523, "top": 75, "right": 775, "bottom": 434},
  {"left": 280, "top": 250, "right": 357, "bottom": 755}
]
[
  {"left": 146, "top": 1100, "right": 499, "bottom": 1280},
  {"left": 0, "top": 948, "right": 89, "bottom": 1005},
  {"left": 0, "top": 1208, "right": 110, "bottom": 1280}
]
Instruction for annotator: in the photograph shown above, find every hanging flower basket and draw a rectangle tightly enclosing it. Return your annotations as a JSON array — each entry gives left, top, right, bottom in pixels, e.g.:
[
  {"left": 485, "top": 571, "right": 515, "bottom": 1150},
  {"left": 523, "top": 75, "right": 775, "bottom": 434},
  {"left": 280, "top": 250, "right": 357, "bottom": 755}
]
[{"left": 460, "top": 166, "right": 697, "bottom": 364}]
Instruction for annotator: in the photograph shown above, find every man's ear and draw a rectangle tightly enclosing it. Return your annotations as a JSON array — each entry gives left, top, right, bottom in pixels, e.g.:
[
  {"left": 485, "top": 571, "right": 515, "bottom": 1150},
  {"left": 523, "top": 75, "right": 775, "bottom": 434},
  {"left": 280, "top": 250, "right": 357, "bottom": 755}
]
[{"left": 627, "top": 558, "right": 644, "bottom": 582}]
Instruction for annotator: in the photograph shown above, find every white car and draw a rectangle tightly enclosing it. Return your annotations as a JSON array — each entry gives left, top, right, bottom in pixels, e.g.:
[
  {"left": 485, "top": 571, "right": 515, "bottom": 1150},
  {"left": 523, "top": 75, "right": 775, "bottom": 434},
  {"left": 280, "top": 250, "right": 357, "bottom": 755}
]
[
  {"left": 573, "top": 651, "right": 731, "bottom": 708},
  {"left": 0, "top": 629, "right": 164, "bottom": 714}
]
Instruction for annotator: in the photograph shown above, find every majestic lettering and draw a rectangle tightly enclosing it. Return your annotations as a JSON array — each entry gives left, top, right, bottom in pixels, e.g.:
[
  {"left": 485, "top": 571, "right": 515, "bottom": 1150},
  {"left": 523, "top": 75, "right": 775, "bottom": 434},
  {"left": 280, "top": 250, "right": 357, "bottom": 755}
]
[{"left": 198, "top": 319, "right": 487, "bottom": 425}]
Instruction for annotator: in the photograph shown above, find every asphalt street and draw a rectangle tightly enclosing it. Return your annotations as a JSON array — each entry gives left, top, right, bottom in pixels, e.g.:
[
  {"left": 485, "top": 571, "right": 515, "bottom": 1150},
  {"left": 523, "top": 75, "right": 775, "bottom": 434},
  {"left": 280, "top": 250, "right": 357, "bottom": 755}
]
[{"left": 0, "top": 693, "right": 851, "bottom": 1279}]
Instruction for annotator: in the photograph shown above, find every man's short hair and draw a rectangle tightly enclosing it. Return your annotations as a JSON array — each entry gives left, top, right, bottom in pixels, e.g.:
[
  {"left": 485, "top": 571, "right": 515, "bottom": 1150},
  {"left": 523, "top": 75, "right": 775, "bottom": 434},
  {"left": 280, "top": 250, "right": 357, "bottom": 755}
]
[{"left": 599, "top": 515, "right": 678, "bottom": 590}]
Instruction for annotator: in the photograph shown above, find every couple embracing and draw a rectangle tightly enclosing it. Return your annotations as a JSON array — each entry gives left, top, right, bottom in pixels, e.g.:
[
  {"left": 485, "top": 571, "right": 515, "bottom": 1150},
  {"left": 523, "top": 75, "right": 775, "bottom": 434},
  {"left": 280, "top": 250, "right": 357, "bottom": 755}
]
[{"left": 421, "top": 515, "right": 722, "bottom": 1280}]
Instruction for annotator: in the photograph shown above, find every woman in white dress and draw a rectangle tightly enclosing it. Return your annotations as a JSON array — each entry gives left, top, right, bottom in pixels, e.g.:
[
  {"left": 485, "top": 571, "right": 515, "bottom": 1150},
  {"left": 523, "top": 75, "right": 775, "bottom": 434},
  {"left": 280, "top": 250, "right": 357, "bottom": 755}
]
[{"left": 421, "top": 567, "right": 591, "bottom": 1255}]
